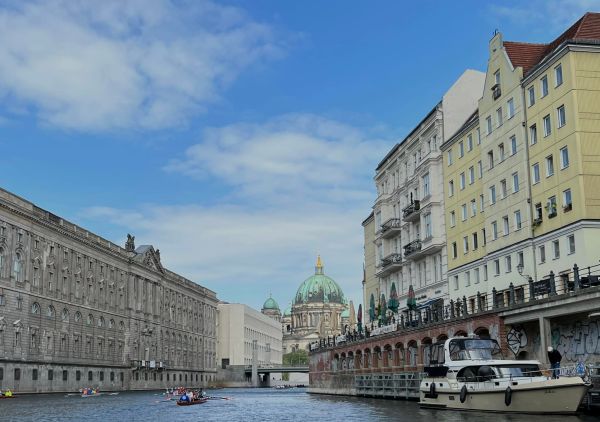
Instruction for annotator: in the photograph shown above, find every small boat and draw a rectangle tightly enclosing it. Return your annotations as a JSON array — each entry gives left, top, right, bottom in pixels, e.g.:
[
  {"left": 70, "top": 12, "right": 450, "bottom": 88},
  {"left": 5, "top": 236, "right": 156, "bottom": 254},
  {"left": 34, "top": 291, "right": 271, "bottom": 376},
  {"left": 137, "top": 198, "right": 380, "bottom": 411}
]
[
  {"left": 176, "top": 397, "right": 209, "bottom": 406},
  {"left": 419, "top": 336, "right": 589, "bottom": 414},
  {"left": 0, "top": 395, "right": 15, "bottom": 399}
]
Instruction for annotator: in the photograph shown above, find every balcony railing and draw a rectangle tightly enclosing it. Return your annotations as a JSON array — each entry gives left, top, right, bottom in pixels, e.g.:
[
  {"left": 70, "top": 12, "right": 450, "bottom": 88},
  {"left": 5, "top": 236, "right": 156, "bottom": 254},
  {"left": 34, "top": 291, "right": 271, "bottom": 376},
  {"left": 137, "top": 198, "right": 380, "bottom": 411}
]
[
  {"left": 375, "top": 253, "right": 403, "bottom": 277},
  {"left": 402, "top": 200, "right": 420, "bottom": 222},
  {"left": 403, "top": 239, "right": 422, "bottom": 257},
  {"left": 380, "top": 218, "right": 402, "bottom": 238}
]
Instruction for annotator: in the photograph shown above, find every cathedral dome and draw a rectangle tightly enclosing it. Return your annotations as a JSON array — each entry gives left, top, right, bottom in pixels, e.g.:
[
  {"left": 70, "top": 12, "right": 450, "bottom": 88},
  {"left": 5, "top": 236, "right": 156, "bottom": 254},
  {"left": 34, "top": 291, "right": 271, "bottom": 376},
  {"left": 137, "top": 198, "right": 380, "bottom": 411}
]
[
  {"left": 262, "top": 296, "right": 280, "bottom": 311},
  {"left": 293, "top": 256, "right": 345, "bottom": 305},
  {"left": 283, "top": 307, "right": 292, "bottom": 317}
]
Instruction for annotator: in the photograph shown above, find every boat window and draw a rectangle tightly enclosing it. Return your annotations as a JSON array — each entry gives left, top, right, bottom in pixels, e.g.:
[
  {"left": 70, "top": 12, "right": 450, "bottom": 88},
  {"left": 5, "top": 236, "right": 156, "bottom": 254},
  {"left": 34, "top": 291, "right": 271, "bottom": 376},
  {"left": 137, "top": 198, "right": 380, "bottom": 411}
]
[
  {"left": 497, "top": 365, "right": 541, "bottom": 378},
  {"left": 449, "top": 338, "right": 503, "bottom": 361},
  {"left": 429, "top": 343, "right": 445, "bottom": 364}
]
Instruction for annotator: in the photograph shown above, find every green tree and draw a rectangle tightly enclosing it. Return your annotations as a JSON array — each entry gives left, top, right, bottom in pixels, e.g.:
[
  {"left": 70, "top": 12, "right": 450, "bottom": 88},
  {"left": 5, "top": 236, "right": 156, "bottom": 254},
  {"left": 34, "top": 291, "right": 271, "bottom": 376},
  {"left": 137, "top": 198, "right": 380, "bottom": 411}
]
[{"left": 282, "top": 350, "right": 308, "bottom": 381}]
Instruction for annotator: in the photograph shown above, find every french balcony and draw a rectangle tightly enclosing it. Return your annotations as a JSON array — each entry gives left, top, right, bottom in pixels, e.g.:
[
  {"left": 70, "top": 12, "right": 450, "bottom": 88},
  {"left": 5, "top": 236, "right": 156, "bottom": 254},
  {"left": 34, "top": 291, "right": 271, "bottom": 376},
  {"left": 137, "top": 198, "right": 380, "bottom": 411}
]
[
  {"left": 375, "top": 253, "right": 403, "bottom": 277},
  {"left": 403, "top": 239, "right": 422, "bottom": 258},
  {"left": 402, "top": 200, "right": 421, "bottom": 222},
  {"left": 380, "top": 218, "right": 402, "bottom": 239},
  {"left": 420, "top": 235, "right": 444, "bottom": 256}
]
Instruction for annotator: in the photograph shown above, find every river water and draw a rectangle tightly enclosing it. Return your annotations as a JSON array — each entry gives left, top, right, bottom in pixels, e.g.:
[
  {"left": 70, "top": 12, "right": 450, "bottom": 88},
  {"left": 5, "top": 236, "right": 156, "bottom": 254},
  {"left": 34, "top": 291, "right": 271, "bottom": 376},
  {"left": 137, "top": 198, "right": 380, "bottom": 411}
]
[{"left": 0, "top": 388, "right": 596, "bottom": 422}]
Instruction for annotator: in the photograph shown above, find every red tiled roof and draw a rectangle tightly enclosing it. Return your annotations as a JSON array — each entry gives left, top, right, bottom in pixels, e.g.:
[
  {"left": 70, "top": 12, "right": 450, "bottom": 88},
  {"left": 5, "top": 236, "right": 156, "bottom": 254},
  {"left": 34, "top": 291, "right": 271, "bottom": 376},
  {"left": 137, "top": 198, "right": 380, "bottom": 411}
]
[{"left": 505, "top": 12, "right": 600, "bottom": 75}]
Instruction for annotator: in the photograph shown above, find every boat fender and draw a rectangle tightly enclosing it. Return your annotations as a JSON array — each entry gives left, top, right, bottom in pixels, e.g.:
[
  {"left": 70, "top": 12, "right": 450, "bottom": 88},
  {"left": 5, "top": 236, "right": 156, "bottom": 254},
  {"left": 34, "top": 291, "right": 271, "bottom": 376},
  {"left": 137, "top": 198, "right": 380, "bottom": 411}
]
[
  {"left": 504, "top": 387, "right": 512, "bottom": 407},
  {"left": 459, "top": 385, "right": 467, "bottom": 403},
  {"left": 429, "top": 382, "right": 438, "bottom": 399}
]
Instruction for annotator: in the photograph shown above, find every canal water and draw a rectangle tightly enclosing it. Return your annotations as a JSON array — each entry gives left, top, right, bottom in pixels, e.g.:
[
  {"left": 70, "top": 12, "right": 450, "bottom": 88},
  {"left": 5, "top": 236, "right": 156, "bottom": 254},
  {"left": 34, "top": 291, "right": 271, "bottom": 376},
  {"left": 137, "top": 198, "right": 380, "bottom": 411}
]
[{"left": 0, "top": 388, "right": 596, "bottom": 421}]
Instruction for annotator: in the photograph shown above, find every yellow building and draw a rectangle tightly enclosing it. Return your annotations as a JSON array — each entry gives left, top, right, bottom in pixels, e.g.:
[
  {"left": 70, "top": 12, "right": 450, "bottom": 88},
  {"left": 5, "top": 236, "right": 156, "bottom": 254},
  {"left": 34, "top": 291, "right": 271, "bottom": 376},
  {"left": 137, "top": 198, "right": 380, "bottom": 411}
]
[{"left": 440, "top": 12, "right": 600, "bottom": 308}]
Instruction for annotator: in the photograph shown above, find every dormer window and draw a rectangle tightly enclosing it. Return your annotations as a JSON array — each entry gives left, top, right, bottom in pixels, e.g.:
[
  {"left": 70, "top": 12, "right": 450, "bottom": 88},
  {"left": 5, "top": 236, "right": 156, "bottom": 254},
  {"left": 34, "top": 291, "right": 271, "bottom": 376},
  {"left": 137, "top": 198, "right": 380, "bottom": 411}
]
[{"left": 492, "top": 70, "right": 501, "bottom": 100}]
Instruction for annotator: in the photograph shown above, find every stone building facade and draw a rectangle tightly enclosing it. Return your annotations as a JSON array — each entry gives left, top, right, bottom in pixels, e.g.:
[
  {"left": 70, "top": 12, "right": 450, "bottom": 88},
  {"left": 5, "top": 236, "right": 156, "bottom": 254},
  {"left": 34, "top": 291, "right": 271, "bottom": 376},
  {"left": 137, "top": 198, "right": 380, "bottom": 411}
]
[{"left": 0, "top": 187, "right": 218, "bottom": 393}]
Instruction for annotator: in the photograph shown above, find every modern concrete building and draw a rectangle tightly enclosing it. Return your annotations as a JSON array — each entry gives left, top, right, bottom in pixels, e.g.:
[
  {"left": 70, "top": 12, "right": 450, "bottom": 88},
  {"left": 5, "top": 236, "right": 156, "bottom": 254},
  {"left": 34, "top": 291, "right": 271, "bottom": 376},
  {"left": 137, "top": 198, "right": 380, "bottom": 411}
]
[
  {"left": 368, "top": 70, "right": 484, "bottom": 321},
  {"left": 0, "top": 187, "right": 218, "bottom": 393},
  {"left": 217, "top": 303, "right": 282, "bottom": 367},
  {"left": 440, "top": 12, "right": 600, "bottom": 308}
]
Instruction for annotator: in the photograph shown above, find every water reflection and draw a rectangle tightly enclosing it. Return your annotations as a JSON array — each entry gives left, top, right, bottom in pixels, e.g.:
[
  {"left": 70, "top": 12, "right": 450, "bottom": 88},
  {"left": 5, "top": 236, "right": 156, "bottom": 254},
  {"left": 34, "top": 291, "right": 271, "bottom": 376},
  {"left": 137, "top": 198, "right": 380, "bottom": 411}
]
[{"left": 0, "top": 388, "right": 595, "bottom": 422}]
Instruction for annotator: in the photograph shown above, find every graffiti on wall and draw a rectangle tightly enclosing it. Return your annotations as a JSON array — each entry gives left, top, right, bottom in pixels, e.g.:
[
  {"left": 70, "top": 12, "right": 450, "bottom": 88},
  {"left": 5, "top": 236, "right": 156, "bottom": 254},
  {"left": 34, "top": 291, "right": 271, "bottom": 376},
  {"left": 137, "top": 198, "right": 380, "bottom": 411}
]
[
  {"left": 551, "top": 320, "right": 600, "bottom": 363},
  {"left": 506, "top": 325, "right": 528, "bottom": 356}
]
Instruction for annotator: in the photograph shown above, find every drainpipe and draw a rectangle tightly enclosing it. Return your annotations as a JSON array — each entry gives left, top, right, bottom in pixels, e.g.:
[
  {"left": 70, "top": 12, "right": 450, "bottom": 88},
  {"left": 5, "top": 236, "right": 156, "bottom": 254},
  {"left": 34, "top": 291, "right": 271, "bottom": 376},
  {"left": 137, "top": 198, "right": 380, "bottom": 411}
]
[{"left": 520, "top": 83, "right": 539, "bottom": 283}]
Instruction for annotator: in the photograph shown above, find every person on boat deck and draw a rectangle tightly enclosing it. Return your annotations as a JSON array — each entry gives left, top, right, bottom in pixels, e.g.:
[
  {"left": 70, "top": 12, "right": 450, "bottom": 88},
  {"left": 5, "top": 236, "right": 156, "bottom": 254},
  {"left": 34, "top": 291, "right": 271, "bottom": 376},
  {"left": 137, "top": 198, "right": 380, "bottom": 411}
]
[
  {"left": 4, "top": 390, "right": 12, "bottom": 397},
  {"left": 548, "top": 346, "right": 562, "bottom": 379},
  {"left": 180, "top": 392, "right": 190, "bottom": 402}
]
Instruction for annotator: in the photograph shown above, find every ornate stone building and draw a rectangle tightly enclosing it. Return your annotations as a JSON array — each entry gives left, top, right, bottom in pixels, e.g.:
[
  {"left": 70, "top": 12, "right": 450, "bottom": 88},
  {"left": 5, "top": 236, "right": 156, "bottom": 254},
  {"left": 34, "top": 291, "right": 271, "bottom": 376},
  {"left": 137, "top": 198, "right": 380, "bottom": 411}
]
[
  {"left": 260, "top": 295, "right": 281, "bottom": 322},
  {"left": 0, "top": 187, "right": 218, "bottom": 393},
  {"left": 282, "top": 257, "right": 348, "bottom": 353}
]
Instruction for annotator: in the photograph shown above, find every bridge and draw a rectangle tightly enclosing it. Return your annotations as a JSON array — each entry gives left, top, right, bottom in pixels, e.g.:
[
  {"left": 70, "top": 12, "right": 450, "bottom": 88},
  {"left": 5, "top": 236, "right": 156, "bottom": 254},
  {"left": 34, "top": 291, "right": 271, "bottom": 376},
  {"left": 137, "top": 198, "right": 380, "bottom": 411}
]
[{"left": 244, "top": 365, "right": 309, "bottom": 375}]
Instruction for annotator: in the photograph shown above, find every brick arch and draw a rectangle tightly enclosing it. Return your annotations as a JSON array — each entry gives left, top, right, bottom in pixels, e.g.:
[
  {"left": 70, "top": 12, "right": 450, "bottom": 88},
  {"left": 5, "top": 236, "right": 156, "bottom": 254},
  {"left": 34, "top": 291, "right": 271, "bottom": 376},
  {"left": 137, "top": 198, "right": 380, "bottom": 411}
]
[
  {"left": 373, "top": 345, "right": 382, "bottom": 368},
  {"left": 355, "top": 350, "right": 362, "bottom": 369},
  {"left": 347, "top": 351, "right": 355, "bottom": 370},
  {"left": 474, "top": 326, "right": 491, "bottom": 339},
  {"left": 363, "top": 347, "right": 371, "bottom": 369},
  {"left": 394, "top": 342, "right": 405, "bottom": 367},
  {"left": 436, "top": 333, "right": 449, "bottom": 343},
  {"left": 455, "top": 330, "right": 468, "bottom": 337},
  {"left": 383, "top": 344, "right": 393, "bottom": 367},
  {"left": 406, "top": 340, "right": 418, "bottom": 367},
  {"left": 421, "top": 337, "right": 433, "bottom": 366}
]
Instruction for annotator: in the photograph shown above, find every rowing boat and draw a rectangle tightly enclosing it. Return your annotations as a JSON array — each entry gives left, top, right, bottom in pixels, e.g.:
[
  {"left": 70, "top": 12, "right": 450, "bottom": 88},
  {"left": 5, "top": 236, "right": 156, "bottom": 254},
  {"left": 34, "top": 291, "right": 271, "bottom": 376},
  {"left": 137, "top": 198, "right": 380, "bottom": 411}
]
[{"left": 176, "top": 397, "right": 208, "bottom": 406}]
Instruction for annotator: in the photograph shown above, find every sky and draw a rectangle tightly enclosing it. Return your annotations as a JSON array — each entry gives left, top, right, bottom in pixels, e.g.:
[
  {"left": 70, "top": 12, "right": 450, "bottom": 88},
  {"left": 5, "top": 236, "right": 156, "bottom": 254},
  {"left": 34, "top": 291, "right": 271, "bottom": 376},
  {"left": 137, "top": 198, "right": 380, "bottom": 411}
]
[{"left": 1, "top": 0, "right": 599, "bottom": 312}]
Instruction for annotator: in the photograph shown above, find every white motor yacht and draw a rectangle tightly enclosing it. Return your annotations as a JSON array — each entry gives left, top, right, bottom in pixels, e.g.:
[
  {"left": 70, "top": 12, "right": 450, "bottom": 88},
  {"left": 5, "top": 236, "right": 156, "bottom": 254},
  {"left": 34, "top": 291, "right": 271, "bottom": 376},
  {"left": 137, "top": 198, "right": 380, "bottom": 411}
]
[{"left": 419, "top": 337, "right": 588, "bottom": 414}]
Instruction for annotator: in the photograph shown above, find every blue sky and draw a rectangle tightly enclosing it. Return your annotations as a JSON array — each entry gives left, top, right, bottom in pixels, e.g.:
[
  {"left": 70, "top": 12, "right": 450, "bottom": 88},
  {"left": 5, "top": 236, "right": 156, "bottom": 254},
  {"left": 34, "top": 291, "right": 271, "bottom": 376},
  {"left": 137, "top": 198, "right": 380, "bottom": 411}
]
[{"left": 1, "top": 0, "right": 597, "bottom": 311}]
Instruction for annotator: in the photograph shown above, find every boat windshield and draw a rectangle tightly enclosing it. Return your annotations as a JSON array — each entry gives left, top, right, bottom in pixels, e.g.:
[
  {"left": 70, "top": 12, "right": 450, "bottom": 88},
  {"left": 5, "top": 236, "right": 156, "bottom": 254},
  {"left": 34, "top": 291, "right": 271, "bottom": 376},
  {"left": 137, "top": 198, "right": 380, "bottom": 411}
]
[
  {"left": 497, "top": 365, "right": 542, "bottom": 378},
  {"left": 449, "top": 339, "right": 503, "bottom": 361}
]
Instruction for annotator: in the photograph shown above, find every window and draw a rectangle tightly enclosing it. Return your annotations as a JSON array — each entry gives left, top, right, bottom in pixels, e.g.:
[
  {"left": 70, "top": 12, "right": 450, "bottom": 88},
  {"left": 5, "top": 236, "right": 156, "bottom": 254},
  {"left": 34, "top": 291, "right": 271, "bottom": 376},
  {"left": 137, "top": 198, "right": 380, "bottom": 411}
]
[
  {"left": 452, "top": 242, "right": 457, "bottom": 259},
  {"left": 31, "top": 302, "right": 40, "bottom": 314},
  {"left": 100, "top": 371, "right": 104, "bottom": 381},
  {"left": 553, "top": 240, "right": 560, "bottom": 259},
  {"left": 13, "top": 252, "right": 22, "bottom": 282},
  {"left": 477, "top": 160, "right": 483, "bottom": 179},
  {"left": 459, "top": 141, "right": 464, "bottom": 158},
  {"left": 530, "top": 124, "right": 537, "bottom": 145},
  {"left": 535, "top": 202, "right": 543, "bottom": 221},
  {"left": 494, "top": 259, "right": 500, "bottom": 275},
  {"left": 492, "top": 221, "right": 498, "bottom": 240},
  {"left": 477, "top": 128, "right": 481, "bottom": 144},
  {"left": 459, "top": 172, "right": 465, "bottom": 190},
  {"left": 507, "top": 98, "right": 515, "bottom": 118},
  {"left": 546, "top": 155, "right": 554, "bottom": 177},
  {"left": 48, "top": 369, "right": 53, "bottom": 381},
  {"left": 14, "top": 368, "right": 20, "bottom": 381},
  {"left": 470, "top": 199, "right": 477, "bottom": 217},
  {"left": 568, "top": 234, "right": 576, "bottom": 254},
  {"left": 76, "top": 370, "right": 81, "bottom": 381},
  {"left": 450, "top": 211, "right": 456, "bottom": 227},
  {"left": 473, "top": 232, "right": 478, "bottom": 250},
  {"left": 32, "top": 369, "right": 38, "bottom": 381},
  {"left": 541, "top": 75, "right": 548, "bottom": 97},
  {"left": 480, "top": 194, "right": 485, "bottom": 212},
  {"left": 514, "top": 210, "right": 522, "bottom": 230},
  {"left": 63, "top": 370, "right": 68, "bottom": 381},
  {"left": 532, "top": 163, "right": 540, "bottom": 184},
  {"left": 424, "top": 213, "right": 432, "bottom": 238},
  {"left": 474, "top": 268, "right": 480, "bottom": 284},
  {"left": 495, "top": 70, "right": 501, "bottom": 85},
  {"left": 500, "top": 179, "right": 507, "bottom": 199},
  {"left": 454, "top": 275, "right": 459, "bottom": 290},
  {"left": 467, "top": 134, "right": 473, "bottom": 151},
  {"left": 510, "top": 136, "right": 517, "bottom": 155},
  {"left": 486, "top": 116, "right": 492, "bottom": 134},
  {"left": 465, "top": 271, "right": 471, "bottom": 286},
  {"left": 563, "top": 189, "right": 572, "bottom": 209},
  {"left": 488, "top": 151, "right": 494, "bottom": 169},
  {"left": 489, "top": 186, "right": 496, "bottom": 205},
  {"left": 461, "top": 204, "right": 467, "bottom": 221},
  {"left": 468, "top": 166, "right": 475, "bottom": 184},
  {"left": 503, "top": 216, "right": 509, "bottom": 236},
  {"left": 447, "top": 150, "right": 453, "bottom": 165},
  {"left": 543, "top": 114, "right": 551, "bottom": 136},
  {"left": 463, "top": 236, "right": 469, "bottom": 253},
  {"left": 448, "top": 180, "right": 454, "bottom": 197},
  {"left": 555, "top": 64, "right": 563, "bottom": 86},
  {"left": 528, "top": 86, "right": 535, "bottom": 106},
  {"left": 517, "top": 252, "right": 525, "bottom": 267},
  {"left": 483, "top": 264, "right": 488, "bottom": 281},
  {"left": 512, "top": 172, "right": 519, "bottom": 193},
  {"left": 557, "top": 105, "right": 566, "bottom": 128},
  {"left": 497, "top": 107, "right": 503, "bottom": 127},
  {"left": 505, "top": 256, "right": 512, "bottom": 273},
  {"left": 88, "top": 371, "right": 93, "bottom": 381},
  {"left": 423, "top": 173, "right": 430, "bottom": 197},
  {"left": 548, "top": 196, "right": 557, "bottom": 217},
  {"left": 499, "top": 143, "right": 505, "bottom": 161},
  {"left": 560, "top": 146, "right": 569, "bottom": 169}
]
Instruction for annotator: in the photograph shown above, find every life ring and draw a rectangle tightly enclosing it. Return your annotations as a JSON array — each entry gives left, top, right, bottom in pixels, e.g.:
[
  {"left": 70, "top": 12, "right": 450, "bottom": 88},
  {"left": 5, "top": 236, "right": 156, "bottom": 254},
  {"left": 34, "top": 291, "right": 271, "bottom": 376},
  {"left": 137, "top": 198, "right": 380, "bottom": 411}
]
[
  {"left": 505, "top": 386, "right": 512, "bottom": 406},
  {"left": 460, "top": 385, "right": 467, "bottom": 403},
  {"left": 429, "top": 382, "right": 437, "bottom": 398}
]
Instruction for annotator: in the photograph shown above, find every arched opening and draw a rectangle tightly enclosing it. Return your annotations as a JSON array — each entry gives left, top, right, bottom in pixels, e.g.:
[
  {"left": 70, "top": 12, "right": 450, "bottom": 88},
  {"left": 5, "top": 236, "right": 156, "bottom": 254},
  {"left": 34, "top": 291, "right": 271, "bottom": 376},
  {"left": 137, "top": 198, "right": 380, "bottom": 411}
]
[
  {"left": 363, "top": 348, "right": 371, "bottom": 369},
  {"left": 355, "top": 350, "right": 362, "bottom": 369},
  {"left": 455, "top": 330, "right": 468, "bottom": 337},
  {"left": 340, "top": 352, "right": 347, "bottom": 370},
  {"left": 383, "top": 344, "right": 393, "bottom": 368},
  {"left": 394, "top": 342, "right": 404, "bottom": 367},
  {"left": 474, "top": 327, "right": 491, "bottom": 339},
  {"left": 347, "top": 351, "right": 354, "bottom": 370},
  {"left": 332, "top": 353, "right": 340, "bottom": 371},
  {"left": 436, "top": 333, "right": 449, "bottom": 343},
  {"left": 373, "top": 346, "right": 381, "bottom": 369},
  {"left": 421, "top": 337, "right": 433, "bottom": 366},
  {"left": 407, "top": 340, "right": 418, "bottom": 367}
]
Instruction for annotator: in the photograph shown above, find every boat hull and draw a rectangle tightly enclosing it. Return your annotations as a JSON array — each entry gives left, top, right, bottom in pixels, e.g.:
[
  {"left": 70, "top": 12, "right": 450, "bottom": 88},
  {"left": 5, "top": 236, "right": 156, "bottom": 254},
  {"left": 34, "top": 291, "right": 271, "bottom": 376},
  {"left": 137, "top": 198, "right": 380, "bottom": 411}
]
[
  {"left": 420, "top": 377, "right": 588, "bottom": 414},
  {"left": 176, "top": 398, "right": 208, "bottom": 406}
]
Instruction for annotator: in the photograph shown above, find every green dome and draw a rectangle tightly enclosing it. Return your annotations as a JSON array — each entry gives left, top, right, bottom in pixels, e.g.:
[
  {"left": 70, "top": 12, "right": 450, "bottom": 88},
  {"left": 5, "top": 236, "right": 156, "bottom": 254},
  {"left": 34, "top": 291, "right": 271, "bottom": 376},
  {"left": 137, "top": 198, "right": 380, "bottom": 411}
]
[
  {"left": 294, "top": 258, "right": 345, "bottom": 305},
  {"left": 341, "top": 308, "right": 350, "bottom": 318},
  {"left": 283, "top": 307, "right": 292, "bottom": 317},
  {"left": 262, "top": 296, "right": 280, "bottom": 310}
]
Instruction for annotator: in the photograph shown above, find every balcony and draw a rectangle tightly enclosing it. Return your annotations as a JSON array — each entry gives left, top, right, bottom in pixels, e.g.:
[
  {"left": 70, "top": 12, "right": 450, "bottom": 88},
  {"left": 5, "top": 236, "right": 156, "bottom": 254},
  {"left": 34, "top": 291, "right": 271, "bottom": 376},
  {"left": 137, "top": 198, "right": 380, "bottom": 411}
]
[
  {"left": 380, "top": 218, "right": 402, "bottom": 239},
  {"left": 402, "top": 200, "right": 421, "bottom": 222},
  {"left": 403, "top": 239, "right": 422, "bottom": 258},
  {"left": 492, "top": 83, "right": 501, "bottom": 100},
  {"left": 375, "top": 253, "right": 403, "bottom": 277}
]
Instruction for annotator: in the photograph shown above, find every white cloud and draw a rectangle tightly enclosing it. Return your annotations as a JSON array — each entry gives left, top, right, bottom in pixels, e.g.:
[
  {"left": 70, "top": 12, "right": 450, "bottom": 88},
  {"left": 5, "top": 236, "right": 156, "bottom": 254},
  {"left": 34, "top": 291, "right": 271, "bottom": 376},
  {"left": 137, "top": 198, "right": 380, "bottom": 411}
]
[
  {"left": 83, "top": 114, "right": 391, "bottom": 309},
  {"left": 0, "top": 0, "right": 283, "bottom": 130},
  {"left": 491, "top": 0, "right": 600, "bottom": 33}
]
